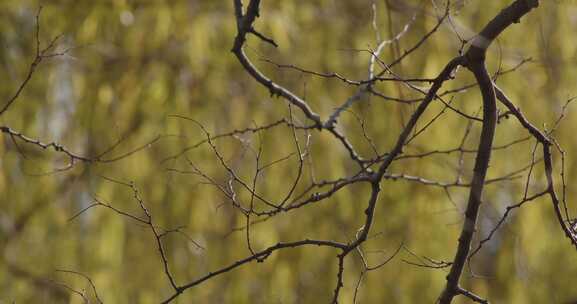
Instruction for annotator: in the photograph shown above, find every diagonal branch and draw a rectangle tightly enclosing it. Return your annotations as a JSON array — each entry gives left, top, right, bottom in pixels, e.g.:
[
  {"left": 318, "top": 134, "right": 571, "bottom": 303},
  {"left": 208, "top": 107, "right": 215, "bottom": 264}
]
[{"left": 231, "top": 0, "right": 321, "bottom": 125}]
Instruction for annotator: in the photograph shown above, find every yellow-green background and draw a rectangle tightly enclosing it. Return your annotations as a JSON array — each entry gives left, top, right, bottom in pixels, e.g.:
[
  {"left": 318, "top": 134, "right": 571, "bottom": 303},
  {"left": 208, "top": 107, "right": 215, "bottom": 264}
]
[{"left": 1, "top": 0, "right": 576, "bottom": 303}]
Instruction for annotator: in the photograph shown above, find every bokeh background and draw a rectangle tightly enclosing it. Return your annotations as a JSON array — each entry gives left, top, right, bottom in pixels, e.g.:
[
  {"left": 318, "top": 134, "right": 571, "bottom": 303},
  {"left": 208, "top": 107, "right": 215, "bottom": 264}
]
[{"left": 1, "top": 0, "right": 577, "bottom": 303}]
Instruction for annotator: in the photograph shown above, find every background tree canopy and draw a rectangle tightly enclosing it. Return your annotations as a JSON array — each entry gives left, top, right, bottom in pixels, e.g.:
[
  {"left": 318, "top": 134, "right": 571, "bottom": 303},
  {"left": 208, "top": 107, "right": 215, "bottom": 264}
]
[{"left": 1, "top": 0, "right": 577, "bottom": 303}]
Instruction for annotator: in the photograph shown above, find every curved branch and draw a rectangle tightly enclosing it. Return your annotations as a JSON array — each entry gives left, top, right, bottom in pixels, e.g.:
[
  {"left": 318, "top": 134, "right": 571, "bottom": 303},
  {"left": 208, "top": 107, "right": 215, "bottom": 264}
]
[
  {"left": 439, "top": 61, "right": 497, "bottom": 303},
  {"left": 231, "top": 0, "right": 321, "bottom": 125},
  {"left": 439, "top": 1, "right": 540, "bottom": 302},
  {"left": 160, "top": 239, "right": 346, "bottom": 303}
]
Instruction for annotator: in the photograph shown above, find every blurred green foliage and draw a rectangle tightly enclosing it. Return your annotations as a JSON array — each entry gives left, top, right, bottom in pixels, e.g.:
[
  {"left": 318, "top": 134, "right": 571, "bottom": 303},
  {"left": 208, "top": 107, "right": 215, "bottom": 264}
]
[{"left": 1, "top": 0, "right": 577, "bottom": 303}]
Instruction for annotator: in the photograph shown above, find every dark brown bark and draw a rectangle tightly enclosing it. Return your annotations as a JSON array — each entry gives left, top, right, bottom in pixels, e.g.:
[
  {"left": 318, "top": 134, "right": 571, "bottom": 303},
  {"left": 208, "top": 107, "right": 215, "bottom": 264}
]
[{"left": 438, "top": 1, "right": 540, "bottom": 303}]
